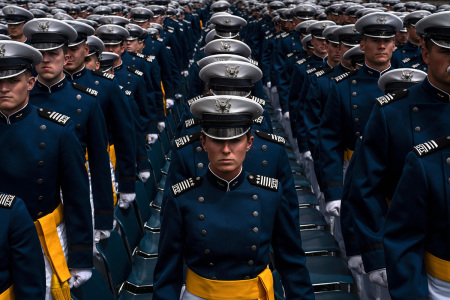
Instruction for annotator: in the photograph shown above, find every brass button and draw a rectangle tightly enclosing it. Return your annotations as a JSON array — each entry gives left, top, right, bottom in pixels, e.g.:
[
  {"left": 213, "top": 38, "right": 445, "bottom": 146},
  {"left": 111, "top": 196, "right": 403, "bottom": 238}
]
[
  {"left": 38, "top": 196, "right": 44, "bottom": 201},
  {"left": 251, "top": 245, "right": 257, "bottom": 251},
  {"left": 76, "top": 124, "right": 82, "bottom": 129},
  {"left": 38, "top": 161, "right": 44, "bottom": 167},
  {"left": 253, "top": 227, "right": 259, "bottom": 234},
  {"left": 128, "top": 74, "right": 131, "bottom": 78},
  {"left": 252, "top": 211, "right": 259, "bottom": 218},
  {"left": 355, "top": 131, "right": 361, "bottom": 137},
  {"left": 205, "top": 249, "right": 211, "bottom": 254},
  {"left": 262, "top": 160, "right": 268, "bottom": 167},
  {"left": 352, "top": 80, "right": 356, "bottom": 85},
  {"left": 446, "top": 157, "right": 450, "bottom": 165},
  {"left": 252, "top": 195, "right": 258, "bottom": 201},
  {"left": 127, "top": 82, "right": 131, "bottom": 85},
  {"left": 352, "top": 92, "right": 357, "bottom": 97},
  {"left": 38, "top": 212, "right": 43, "bottom": 217},
  {"left": 76, "top": 95, "right": 82, "bottom": 100},
  {"left": 354, "top": 118, "right": 359, "bottom": 123},
  {"left": 40, "top": 125, "right": 46, "bottom": 131},
  {"left": 196, "top": 146, "right": 202, "bottom": 153},
  {"left": 413, "top": 107, "right": 419, "bottom": 113},
  {"left": 39, "top": 142, "right": 45, "bottom": 149},
  {"left": 353, "top": 104, "right": 358, "bottom": 110},
  {"left": 94, "top": 81, "right": 99, "bottom": 85},
  {"left": 198, "top": 214, "right": 205, "bottom": 221},
  {"left": 261, "top": 145, "right": 267, "bottom": 151},
  {"left": 77, "top": 109, "right": 82, "bottom": 115},
  {"left": 201, "top": 230, "right": 207, "bottom": 236},
  {"left": 37, "top": 179, "right": 43, "bottom": 184},
  {"left": 198, "top": 197, "right": 204, "bottom": 203},
  {"left": 209, "top": 262, "right": 214, "bottom": 267},
  {"left": 415, "top": 126, "right": 421, "bottom": 133},
  {"left": 198, "top": 163, "right": 204, "bottom": 169},
  {"left": 248, "top": 260, "right": 254, "bottom": 266}
]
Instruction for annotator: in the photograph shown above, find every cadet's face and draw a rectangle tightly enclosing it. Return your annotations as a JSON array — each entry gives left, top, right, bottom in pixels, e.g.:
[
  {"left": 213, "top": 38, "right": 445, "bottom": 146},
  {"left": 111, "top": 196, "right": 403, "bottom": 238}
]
[
  {"left": 35, "top": 48, "right": 68, "bottom": 85},
  {"left": 104, "top": 44, "right": 125, "bottom": 56},
  {"left": 84, "top": 55, "right": 100, "bottom": 71},
  {"left": 407, "top": 25, "right": 420, "bottom": 44},
  {"left": 7, "top": 23, "right": 25, "bottom": 39},
  {"left": 311, "top": 37, "right": 328, "bottom": 56},
  {"left": 422, "top": 43, "right": 450, "bottom": 94},
  {"left": 200, "top": 134, "right": 253, "bottom": 181},
  {"left": 395, "top": 31, "right": 408, "bottom": 45},
  {"left": 360, "top": 37, "right": 395, "bottom": 68},
  {"left": 0, "top": 72, "right": 35, "bottom": 116},
  {"left": 327, "top": 42, "right": 341, "bottom": 64},
  {"left": 125, "top": 39, "right": 139, "bottom": 53},
  {"left": 137, "top": 41, "right": 145, "bottom": 53},
  {"left": 65, "top": 43, "right": 89, "bottom": 73}
]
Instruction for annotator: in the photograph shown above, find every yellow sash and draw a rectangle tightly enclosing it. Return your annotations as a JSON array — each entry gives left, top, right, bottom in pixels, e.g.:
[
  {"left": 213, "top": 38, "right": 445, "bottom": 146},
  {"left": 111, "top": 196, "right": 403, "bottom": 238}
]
[
  {"left": 186, "top": 268, "right": 274, "bottom": 300},
  {"left": 161, "top": 82, "right": 166, "bottom": 114},
  {"left": 34, "top": 203, "right": 71, "bottom": 300},
  {"left": 424, "top": 251, "right": 450, "bottom": 282},
  {"left": 344, "top": 148, "right": 354, "bottom": 163},
  {"left": 0, "top": 285, "right": 14, "bottom": 300}
]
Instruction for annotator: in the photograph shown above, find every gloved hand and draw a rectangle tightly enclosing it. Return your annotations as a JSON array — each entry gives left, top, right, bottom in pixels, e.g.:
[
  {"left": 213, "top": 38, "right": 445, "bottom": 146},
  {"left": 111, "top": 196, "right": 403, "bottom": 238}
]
[
  {"left": 118, "top": 192, "right": 136, "bottom": 209},
  {"left": 139, "top": 170, "right": 151, "bottom": 183},
  {"left": 348, "top": 255, "right": 365, "bottom": 275},
  {"left": 181, "top": 70, "right": 189, "bottom": 77},
  {"left": 369, "top": 269, "right": 388, "bottom": 288},
  {"left": 166, "top": 98, "right": 175, "bottom": 109},
  {"left": 147, "top": 133, "right": 158, "bottom": 144},
  {"left": 69, "top": 269, "right": 92, "bottom": 288},
  {"left": 266, "top": 81, "right": 272, "bottom": 89},
  {"left": 303, "top": 150, "right": 313, "bottom": 161},
  {"left": 271, "top": 86, "right": 277, "bottom": 93},
  {"left": 326, "top": 200, "right": 341, "bottom": 217},
  {"left": 94, "top": 230, "right": 111, "bottom": 243},
  {"left": 189, "top": 59, "right": 194, "bottom": 65},
  {"left": 283, "top": 111, "right": 290, "bottom": 121},
  {"left": 157, "top": 121, "right": 166, "bottom": 132},
  {"left": 175, "top": 93, "right": 183, "bottom": 100}
]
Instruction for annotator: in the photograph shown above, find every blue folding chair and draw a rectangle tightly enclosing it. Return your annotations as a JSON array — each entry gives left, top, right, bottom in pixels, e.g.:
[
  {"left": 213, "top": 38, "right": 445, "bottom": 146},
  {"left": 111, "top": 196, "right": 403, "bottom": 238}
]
[
  {"left": 315, "top": 291, "right": 359, "bottom": 300},
  {"left": 114, "top": 205, "right": 145, "bottom": 259},
  {"left": 306, "top": 256, "right": 353, "bottom": 293},
  {"left": 297, "top": 189, "right": 319, "bottom": 208},
  {"left": 301, "top": 230, "right": 340, "bottom": 256},
  {"left": 71, "top": 268, "right": 115, "bottom": 300},
  {"left": 299, "top": 207, "right": 327, "bottom": 230}
]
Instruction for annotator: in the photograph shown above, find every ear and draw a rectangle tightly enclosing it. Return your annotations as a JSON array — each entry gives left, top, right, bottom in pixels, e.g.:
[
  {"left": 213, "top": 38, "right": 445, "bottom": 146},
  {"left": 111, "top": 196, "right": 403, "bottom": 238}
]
[
  {"left": 360, "top": 39, "right": 365, "bottom": 51},
  {"left": 246, "top": 136, "right": 254, "bottom": 151},
  {"left": 84, "top": 43, "right": 90, "bottom": 57},
  {"left": 421, "top": 42, "right": 430, "bottom": 65},
  {"left": 200, "top": 135, "right": 207, "bottom": 152},
  {"left": 27, "top": 76, "right": 36, "bottom": 91}
]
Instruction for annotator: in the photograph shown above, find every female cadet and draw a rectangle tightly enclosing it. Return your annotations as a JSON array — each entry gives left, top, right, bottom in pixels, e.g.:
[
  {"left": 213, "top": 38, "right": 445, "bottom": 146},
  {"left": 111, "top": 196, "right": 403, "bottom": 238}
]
[{"left": 153, "top": 95, "right": 314, "bottom": 300}]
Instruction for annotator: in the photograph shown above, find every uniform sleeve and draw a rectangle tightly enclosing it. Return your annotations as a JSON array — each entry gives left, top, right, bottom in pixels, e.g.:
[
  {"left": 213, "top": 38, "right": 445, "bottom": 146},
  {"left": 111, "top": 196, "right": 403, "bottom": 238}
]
[
  {"left": 128, "top": 98, "right": 151, "bottom": 172},
  {"left": 318, "top": 82, "right": 345, "bottom": 202},
  {"left": 304, "top": 76, "right": 324, "bottom": 154},
  {"left": 271, "top": 185, "right": 314, "bottom": 299},
  {"left": 137, "top": 66, "right": 155, "bottom": 133},
  {"left": 348, "top": 105, "right": 390, "bottom": 272},
  {"left": 383, "top": 152, "right": 429, "bottom": 300},
  {"left": 292, "top": 72, "right": 313, "bottom": 153},
  {"left": 277, "top": 59, "right": 293, "bottom": 115},
  {"left": 153, "top": 194, "right": 185, "bottom": 300},
  {"left": 10, "top": 199, "right": 46, "bottom": 299},
  {"left": 87, "top": 102, "right": 114, "bottom": 230},
  {"left": 60, "top": 122, "right": 93, "bottom": 268}
]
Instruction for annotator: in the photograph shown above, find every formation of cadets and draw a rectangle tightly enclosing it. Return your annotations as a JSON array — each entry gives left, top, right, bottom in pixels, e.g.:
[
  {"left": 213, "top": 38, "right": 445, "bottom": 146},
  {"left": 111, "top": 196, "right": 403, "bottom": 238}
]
[{"left": 0, "top": 0, "right": 448, "bottom": 299}]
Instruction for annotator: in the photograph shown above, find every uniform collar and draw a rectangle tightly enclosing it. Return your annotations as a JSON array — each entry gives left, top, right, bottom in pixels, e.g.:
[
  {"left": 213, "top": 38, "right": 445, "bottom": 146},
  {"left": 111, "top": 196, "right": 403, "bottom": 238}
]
[
  {"left": 64, "top": 66, "right": 87, "bottom": 81},
  {"left": 35, "top": 76, "right": 67, "bottom": 93},
  {"left": 0, "top": 103, "right": 33, "bottom": 125},
  {"left": 206, "top": 166, "right": 246, "bottom": 192},
  {"left": 362, "top": 63, "right": 392, "bottom": 78},
  {"left": 338, "top": 63, "right": 351, "bottom": 73},
  {"left": 312, "top": 53, "right": 327, "bottom": 62},
  {"left": 423, "top": 77, "right": 450, "bottom": 103},
  {"left": 406, "top": 40, "right": 420, "bottom": 49},
  {"left": 113, "top": 62, "right": 124, "bottom": 72}
]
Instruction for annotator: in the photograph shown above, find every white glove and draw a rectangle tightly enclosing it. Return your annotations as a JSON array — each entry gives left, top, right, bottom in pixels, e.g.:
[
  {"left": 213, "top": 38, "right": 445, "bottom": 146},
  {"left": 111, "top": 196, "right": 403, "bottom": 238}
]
[
  {"left": 266, "top": 81, "right": 272, "bottom": 89},
  {"left": 271, "top": 86, "right": 278, "bottom": 93},
  {"left": 147, "top": 133, "right": 158, "bottom": 144},
  {"left": 157, "top": 121, "right": 166, "bottom": 132},
  {"left": 118, "top": 192, "right": 136, "bottom": 209},
  {"left": 348, "top": 255, "right": 365, "bottom": 275},
  {"left": 181, "top": 70, "right": 189, "bottom": 77},
  {"left": 139, "top": 170, "right": 151, "bottom": 183},
  {"left": 175, "top": 93, "right": 183, "bottom": 100},
  {"left": 303, "top": 151, "right": 313, "bottom": 161},
  {"left": 326, "top": 200, "right": 341, "bottom": 217},
  {"left": 94, "top": 230, "right": 111, "bottom": 243},
  {"left": 283, "top": 111, "right": 290, "bottom": 121},
  {"left": 369, "top": 269, "right": 388, "bottom": 288},
  {"left": 69, "top": 269, "right": 92, "bottom": 288},
  {"left": 189, "top": 59, "right": 194, "bottom": 65},
  {"left": 166, "top": 98, "right": 175, "bottom": 109}
]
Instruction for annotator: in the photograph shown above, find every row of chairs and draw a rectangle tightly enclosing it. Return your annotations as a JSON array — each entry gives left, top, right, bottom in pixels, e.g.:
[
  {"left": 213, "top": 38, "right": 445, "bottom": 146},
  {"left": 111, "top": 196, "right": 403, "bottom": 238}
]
[{"left": 71, "top": 98, "right": 357, "bottom": 299}]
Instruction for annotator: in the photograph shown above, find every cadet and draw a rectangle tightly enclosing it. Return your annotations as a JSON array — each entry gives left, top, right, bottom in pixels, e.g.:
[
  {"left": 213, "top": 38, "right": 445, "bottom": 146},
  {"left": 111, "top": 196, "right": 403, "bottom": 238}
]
[
  {"left": 154, "top": 95, "right": 314, "bottom": 300},
  {"left": 384, "top": 136, "right": 450, "bottom": 299},
  {"left": 349, "top": 11, "right": 450, "bottom": 287},
  {"left": 23, "top": 18, "right": 114, "bottom": 241},
  {"left": 0, "top": 41, "right": 93, "bottom": 299},
  {"left": 2, "top": 5, "right": 33, "bottom": 43}
]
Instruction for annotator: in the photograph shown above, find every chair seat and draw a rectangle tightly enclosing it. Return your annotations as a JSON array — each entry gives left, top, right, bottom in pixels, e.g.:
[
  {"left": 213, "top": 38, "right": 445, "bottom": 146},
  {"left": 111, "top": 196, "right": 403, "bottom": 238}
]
[
  {"left": 151, "top": 191, "right": 163, "bottom": 209},
  {"left": 297, "top": 191, "right": 319, "bottom": 207},
  {"left": 293, "top": 174, "right": 310, "bottom": 188},
  {"left": 138, "top": 231, "right": 160, "bottom": 257},
  {"left": 126, "top": 254, "right": 158, "bottom": 287},
  {"left": 315, "top": 291, "right": 359, "bottom": 300},
  {"left": 299, "top": 208, "right": 327, "bottom": 230},
  {"left": 301, "top": 230, "right": 339, "bottom": 255},
  {"left": 144, "top": 206, "right": 161, "bottom": 232},
  {"left": 306, "top": 256, "right": 353, "bottom": 287},
  {"left": 119, "top": 290, "right": 153, "bottom": 300}
]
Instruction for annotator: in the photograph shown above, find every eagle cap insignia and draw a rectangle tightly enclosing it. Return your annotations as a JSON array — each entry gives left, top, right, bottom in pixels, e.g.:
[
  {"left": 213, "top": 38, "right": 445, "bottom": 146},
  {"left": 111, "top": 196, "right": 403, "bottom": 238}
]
[
  {"left": 352, "top": 27, "right": 357, "bottom": 33},
  {"left": 223, "top": 18, "right": 231, "bottom": 24},
  {"left": 137, "top": 9, "right": 143, "bottom": 14},
  {"left": 125, "top": 24, "right": 132, "bottom": 30},
  {"left": 106, "top": 26, "right": 114, "bottom": 33},
  {"left": 38, "top": 21, "right": 50, "bottom": 32},
  {"left": 401, "top": 70, "right": 414, "bottom": 81},
  {"left": 376, "top": 15, "right": 387, "bottom": 24},
  {"left": 225, "top": 65, "right": 239, "bottom": 78},
  {"left": 322, "top": 23, "right": 327, "bottom": 28},
  {"left": 8, "top": 7, "right": 15, "bottom": 14},
  {"left": 0, "top": 44, "right": 5, "bottom": 57},
  {"left": 220, "top": 41, "right": 231, "bottom": 51},
  {"left": 107, "top": 17, "right": 114, "bottom": 24},
  {"left": 214, "top": 99, "right": 231, "bottom": 113}
]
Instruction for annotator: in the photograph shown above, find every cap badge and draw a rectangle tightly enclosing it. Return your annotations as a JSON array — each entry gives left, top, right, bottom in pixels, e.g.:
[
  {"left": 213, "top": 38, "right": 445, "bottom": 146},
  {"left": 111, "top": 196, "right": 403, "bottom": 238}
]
[
  {"left": 225, "top": 65, "right": 240, "bottom": 78},
  {"left": 8, "top": 7, "right": 15, "bottom": 14},
  {"left": 352, "top": 27, "right": 357, "bottom": 33},
  {"left": 125, "top": 24, "right": 132, "bottom": 30},
  {"left": 376, "top": 15, "right": 387, "bottom": 24},
  {"left": 322, "top": 23, "right": 327, "bottom": 28},
  {"left": 107, "top": 17, "right": 114, "bottom": 24},
  {"left": 0, "top": 45, "right": 5, "bottom": 57},
  {"left": 38, "top": 21, "right": 50, "bottom": 32},
  {"left": 401, "top": 70, "right": 414, "bottom": 81},
  {"left": 137, "top": 9, "right": 143, "bottom": 14},
  {"left": 106, "top": 26, "right": 114, "bottom": 33},
  {"left": 214, "top": 99, "right": 231, "bottom": 113},
  {"left": 220, "top": 41, "right": 231, "bottom": 51},
  {"left": 224, "top": 18, "right": 231, "bottom": 24}
]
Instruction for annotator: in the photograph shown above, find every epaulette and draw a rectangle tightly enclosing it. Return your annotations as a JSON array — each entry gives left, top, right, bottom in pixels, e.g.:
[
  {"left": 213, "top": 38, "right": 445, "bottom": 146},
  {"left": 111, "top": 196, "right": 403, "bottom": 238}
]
[
  {"left": 183, "top": 19, "right": 190, "bottom": 24},
  {"left": 265, "top": 30, "right": 270, "bottom": 35},
  {"left": 71, "top": 82, "right": 99, "bottom": 97},
  {"left": 254, "top": 130, "right": 285, "bottom": 145},
  {"left": 38, "top": 107, "right": 71, "bottom": 126},
  {"left": 413, "top": 136, "right": 450, "bottom": 158},
  {"left": 287, "top": 50, "right": 299, "bottom": 58},
  {"left": 306, "top": 65, "right": 323, "bottom": 75},
  {"left": 92, "top": 70, "right": 114, "bottom": 80},
  {"left": 187, "top": 95, "right": 204, "bottom": 107},
  {"left": 375, "top": 89, "right": 409, "bottom": 107},
  {"left": 199, "top": 46, "right": 205, "bottom": 52},
  {"left": 146, "top": 55, "right": 155, "bottom": 63},
  {"left": 179, "top": 28, "right": 184, "bottom": 32},
  {"left": 265, "top": 34, "right": 273, "bottom": 40},
  {"left": 174, "top": 131, "right": 202, "bottom": 149},
  {"left": 249, "top": 96, "right": 265, "bottom": 107},
  {"left": 130, "top": 52, "right": 146, "bottom": 59},
  {"left": 157, "top": 37, "right": 164, "bottom": 43},
  {"left": 127, "top": 66, "right": 143, "bottom": 77},
  {"left": 171, "top": 176, "right": 202, "bottom": 197},
  {"left": 248, "top": 58, "right": 258, "bottom": 66},
  {"left": 167, "top": 29, "right": 174, "bottom": 33},
  {"left": 247, "top": 174, "right": 279, "bottom": 191},
  {"left": 275, "top": 34, "right": 281, "bottom": 39},
  {"left": 401, "top": 55, "right": 418, "bottom": 64},
  {"left": 411, "top": 61, "right": 426, "bottom": 69},
  {"left": 184, "top": 117, "right": 201, "bottom": 129},
  {"left": 315, "top": 67, "right": 334, "bottom": 78},
  {"left": 0, "top": 193, "right": 16, "bottom": 209},
  {"left": 124, "top": 90, "right": 132, "bottom": 97},
  {"left": 166, "top": 26, "right": 174, "bottom": 30},
  {"left": 253, "top": 116, "right": 264, "bottom": 125},
  {"left": 333, "top": 69, "right": 357, "bottom": 83},
  {"left": 281, "top": 32, "right": 290, "bottom": 38},
  {"left": 204, "top": 28, "right": 211, "bottom": 33},
  {"left": 296, "top": 56, "right": 311, "bottom": 66},
  {"left": 166, "top": 46, "right": 171, "bottom": 50}
]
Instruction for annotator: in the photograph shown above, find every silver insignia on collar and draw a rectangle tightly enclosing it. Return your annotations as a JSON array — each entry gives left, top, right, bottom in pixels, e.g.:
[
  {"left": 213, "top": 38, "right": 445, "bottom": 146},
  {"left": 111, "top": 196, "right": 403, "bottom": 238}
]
[
  {"left": 401, "top": 70, "right": 414, "bottom": 81},
  {"left": 0, "top": 45, "right": 5, "bottom": 57},
  {"left": 38, "top": 21, "right": 50, "bottom": 32},
  {"left": 376, "top": 15, "right": 387, "bottom": 24},
  {"left": 220, "top": 41, "right": 231, "bottom": 51},
  {"left": 214, "top": 99, "right": 231, "bottom": 113},
  {"left": 225, "top": 65, "right": 239, "bottom": 78}
]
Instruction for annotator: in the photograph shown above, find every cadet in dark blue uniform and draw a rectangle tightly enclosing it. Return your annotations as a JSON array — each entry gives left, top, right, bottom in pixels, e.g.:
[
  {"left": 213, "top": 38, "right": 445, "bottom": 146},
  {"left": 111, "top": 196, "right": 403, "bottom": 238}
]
[
  {"left": 154, "top": 95, "right": 314, "bottom": 300},
  {"left": 384, "top": 136, "right": 450, "bottom": 300},
  {"left": 348, "top": 11, "right": 450, "bottom": 287},
  {"left": 2, "top": 5, "right": 33, "bottom": 43},
  {"left": 0, "top": 41, "right": 93, "bottom": 298}
]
